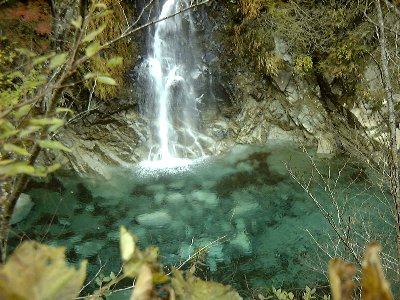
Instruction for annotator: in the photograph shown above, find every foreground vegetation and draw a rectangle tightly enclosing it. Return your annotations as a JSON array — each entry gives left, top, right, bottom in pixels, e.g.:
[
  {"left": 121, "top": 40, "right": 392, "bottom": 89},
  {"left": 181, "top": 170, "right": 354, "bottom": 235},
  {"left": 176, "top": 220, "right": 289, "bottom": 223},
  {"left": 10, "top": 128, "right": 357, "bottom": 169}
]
[
  {"left": 0, "top": 226, "right": 394, "bottom": 299},
  {"left": 1, "top": 0, "right": 400, "bottom": 298}
]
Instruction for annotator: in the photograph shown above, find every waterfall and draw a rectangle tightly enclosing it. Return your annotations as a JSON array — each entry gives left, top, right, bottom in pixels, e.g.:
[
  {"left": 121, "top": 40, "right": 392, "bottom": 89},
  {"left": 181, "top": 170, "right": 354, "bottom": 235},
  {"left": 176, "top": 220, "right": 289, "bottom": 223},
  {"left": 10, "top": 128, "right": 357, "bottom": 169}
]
[{"left": 144, "top": 0, "right": 206, "bottom": 164}]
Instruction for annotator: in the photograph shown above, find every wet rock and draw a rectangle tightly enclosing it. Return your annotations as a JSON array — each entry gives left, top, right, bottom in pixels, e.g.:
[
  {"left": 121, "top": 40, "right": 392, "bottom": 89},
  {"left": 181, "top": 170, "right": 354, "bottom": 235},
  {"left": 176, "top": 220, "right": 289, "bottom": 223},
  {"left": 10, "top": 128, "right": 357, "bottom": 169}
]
[
  {"left": 11, "top": 194, "right": 34, "bottom": 225},
  {"left": 316, "top": 134, "right": 336, "bottom": 156}
]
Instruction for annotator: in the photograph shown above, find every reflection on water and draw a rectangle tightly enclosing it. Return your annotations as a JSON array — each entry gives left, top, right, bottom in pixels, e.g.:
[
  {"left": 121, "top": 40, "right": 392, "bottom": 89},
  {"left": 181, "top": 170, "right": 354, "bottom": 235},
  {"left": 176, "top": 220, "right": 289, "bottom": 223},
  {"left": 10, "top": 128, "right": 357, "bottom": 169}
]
[{"left": 9, "top": 144, "right": 394, "bottom": 297}]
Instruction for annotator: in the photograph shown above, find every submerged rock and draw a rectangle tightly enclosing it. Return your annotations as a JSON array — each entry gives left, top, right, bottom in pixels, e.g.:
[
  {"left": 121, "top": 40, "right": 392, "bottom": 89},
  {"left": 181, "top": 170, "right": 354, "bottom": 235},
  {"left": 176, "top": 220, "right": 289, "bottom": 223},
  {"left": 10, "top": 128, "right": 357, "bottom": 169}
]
[
  {"left": 232, "top": 202, "right": 259, "bottom": 218},
  {"left": 75, "top": 240, "right": 106, "bottom": 258},
  {"left": 11, "top": 193, "right": 34, "bottom": 225},
  {"left": 191, "top": 190, "right": 219, "bottom": 207},
  {"left": 230, "top": 231, "right": 252, "bottom": 255},
  {"left": 136, "top": 210, "right": 172, "bottom": 227},
  {"left": 165, "top": 192, "right": 186, "bottom": 204}
]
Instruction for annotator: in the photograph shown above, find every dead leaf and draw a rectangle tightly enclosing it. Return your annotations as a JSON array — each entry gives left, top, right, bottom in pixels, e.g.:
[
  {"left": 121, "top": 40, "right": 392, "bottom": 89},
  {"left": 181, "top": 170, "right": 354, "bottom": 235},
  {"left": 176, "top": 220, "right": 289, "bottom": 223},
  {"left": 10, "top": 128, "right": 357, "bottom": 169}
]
[
  {"left": 361, "top": 242, "right": 393, "bottom": 300},
  {"left": 131, "top": 264, "right": 153, "bottom": 300},
  {"left": 328, "top": 258, "right": 356, "bottom": 300},
  {"left": 171, "top": 268, "right": 242, "bottom": 300},
  {"left": 0, "top": 241, "right": 87, "bottom": 300}
]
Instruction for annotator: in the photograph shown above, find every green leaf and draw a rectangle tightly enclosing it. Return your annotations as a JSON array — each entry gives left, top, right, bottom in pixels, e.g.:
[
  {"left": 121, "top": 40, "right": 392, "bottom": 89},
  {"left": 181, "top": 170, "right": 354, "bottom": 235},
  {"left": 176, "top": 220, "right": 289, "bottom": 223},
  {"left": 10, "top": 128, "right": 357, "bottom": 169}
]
[
  {"left": 95, "top": 277, "right": 102, "bottom": 287},
  {"left": 48, "top": 123, "right": 64, "bottom": 133},
  {"left": 0, "top": 161, "right": 35, "bottom": 176},
  {"left": 18, "top": 126, "right": 41, "bottom": 138},
  {"left": 30, "top": 117, "right": 64, "bottom": 126},
  {"left": 0, "top": 241, "right": 87, "bottom": 300},
  {"left": 3, "top": 143, "right": 30, "bottom": 156},
  {"left": 32, "top": 52, "right": 56, "bottom": 66},
  {"left": 97, "top": 75, "right": 117, "bottom": 85},
  {"left": 16, "top": 48, "right": 36, "bottom": 57},
  {"left": 47, "top": 163, "right": 62, "bottom": 174},
  {"left": 55, "top": 107, "right": 74, "bottom": 115},
  {"left": 110, "top": 272, "right": 116, "bottom": 280},
  {"left": 8, "top": 70, "right": 24, "bottom": 79},
  {"left": 71, "top": 16, "right": 83, "bottom": 28},
  {"left": 106, "top": 56, "right": 123, "bottom": 68},
  {"left": 0, "top": 120, "right": 19, "bottom": 139},
  {"left": 14, "top": 104, "right": 31, "bottom": 119},
  {"left": 33, "top": 165, "right": 48, "bottom": 177},
  {"left": 49, "top": 53, "right": 68, "bottom": 69},
  {"left": 0, "top": 130, "right": 19, "bottom": 139},
  {"left": 82, "top": 24, "right": 107, "bottom": 43},
  {"left": 37, "top": 140, "right": 72, "bottom": 152},
  {"left": 86, "top": 41, "right": 102, "bottom": 58},
  {"left": 97, "top": 9, "right": 113, "bottom": 18},
  {"left": 120, "top": 226, "right": 136, "bottom": 262},
  {"left": 84, "top": 72, "right": 97, "bottom": 80},
  {"left": 93, "top": 3, "right": 107, "bottom": 9}
]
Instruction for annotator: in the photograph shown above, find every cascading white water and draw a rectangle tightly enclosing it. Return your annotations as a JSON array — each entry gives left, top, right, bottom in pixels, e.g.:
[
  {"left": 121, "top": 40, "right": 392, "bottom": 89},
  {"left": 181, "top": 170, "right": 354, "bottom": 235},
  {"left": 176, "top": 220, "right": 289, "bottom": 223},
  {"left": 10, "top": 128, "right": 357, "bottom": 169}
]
[{"left": 145, "top": 0, "right": 205, "bottom": 164}]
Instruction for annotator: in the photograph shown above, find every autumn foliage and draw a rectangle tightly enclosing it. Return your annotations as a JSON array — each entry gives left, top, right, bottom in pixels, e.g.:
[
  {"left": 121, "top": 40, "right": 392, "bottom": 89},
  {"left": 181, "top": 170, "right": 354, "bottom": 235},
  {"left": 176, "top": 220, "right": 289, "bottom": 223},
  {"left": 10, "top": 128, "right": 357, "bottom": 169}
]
[{"left": 0, "top": 1, "right": 52, "bottom": 50}]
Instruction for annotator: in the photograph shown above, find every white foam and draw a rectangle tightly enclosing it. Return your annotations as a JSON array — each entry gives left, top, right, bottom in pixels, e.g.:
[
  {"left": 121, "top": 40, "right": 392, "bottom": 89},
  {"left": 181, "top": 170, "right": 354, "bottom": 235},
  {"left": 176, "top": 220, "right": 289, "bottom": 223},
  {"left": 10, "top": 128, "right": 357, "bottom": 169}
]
[{"left": 136, "top": 156, "right": 208, "bottom": 176}]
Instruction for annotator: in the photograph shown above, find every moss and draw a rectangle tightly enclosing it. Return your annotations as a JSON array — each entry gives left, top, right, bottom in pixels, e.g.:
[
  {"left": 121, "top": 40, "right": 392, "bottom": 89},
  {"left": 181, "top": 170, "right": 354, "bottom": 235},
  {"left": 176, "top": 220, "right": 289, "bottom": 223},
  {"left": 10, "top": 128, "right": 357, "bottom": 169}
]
[
  {"left": 294, "top": 55, "right": 313, "bottom": 75},
  {"left": 229, "top": 0, "right": 374, "bottom": 85},
  {"left": 0, "top": 37, "right": 46, "bottom": 110},
  {"left": 81, "top": 0, "right": 139, "bottom": 101}
]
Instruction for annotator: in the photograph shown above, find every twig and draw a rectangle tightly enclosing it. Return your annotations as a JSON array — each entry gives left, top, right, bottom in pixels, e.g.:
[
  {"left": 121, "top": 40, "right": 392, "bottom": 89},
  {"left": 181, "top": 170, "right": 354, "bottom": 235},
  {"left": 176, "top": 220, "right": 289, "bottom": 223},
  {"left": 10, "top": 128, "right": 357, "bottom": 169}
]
[{"left": 168, "top": 235, "right": 227, "bottom": 275}]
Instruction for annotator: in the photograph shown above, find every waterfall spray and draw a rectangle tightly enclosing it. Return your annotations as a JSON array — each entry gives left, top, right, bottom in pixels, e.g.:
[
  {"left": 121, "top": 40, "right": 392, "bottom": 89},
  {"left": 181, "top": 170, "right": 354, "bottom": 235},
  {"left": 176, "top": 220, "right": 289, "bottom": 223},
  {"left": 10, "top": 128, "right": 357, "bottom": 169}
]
[{"left": 144, "top": 0, "right": 205, "bottom": 165}]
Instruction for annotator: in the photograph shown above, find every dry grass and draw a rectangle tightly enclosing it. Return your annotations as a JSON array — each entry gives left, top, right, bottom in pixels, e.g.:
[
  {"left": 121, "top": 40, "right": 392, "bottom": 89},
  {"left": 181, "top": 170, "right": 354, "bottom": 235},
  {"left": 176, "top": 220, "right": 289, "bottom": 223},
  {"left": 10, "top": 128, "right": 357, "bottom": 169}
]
[{"left": 238, "top": 0, "right": 264, "bottom": 19}]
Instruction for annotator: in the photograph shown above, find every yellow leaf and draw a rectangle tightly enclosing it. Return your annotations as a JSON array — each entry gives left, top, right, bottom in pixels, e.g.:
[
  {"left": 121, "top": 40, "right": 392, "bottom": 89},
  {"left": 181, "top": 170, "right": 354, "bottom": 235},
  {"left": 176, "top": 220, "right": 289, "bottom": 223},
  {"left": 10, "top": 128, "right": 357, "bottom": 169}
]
[
  {"left": 0, "top": 241, "right": 87, "bottom": 300},
  {"left": 361, "top": 242, "right": 393, "bottom": 300},
  {"left": 120, "top": 226, "right": 136, "bottom": 262},
  {"left": 328, "top": 258, "right": 356, "bottom": 300},
  {"left": 171, "top": 269, "right": 242, "bottom": 300},
  {"left": 131, "top": 264, "right": 153, "bottom": 300}
]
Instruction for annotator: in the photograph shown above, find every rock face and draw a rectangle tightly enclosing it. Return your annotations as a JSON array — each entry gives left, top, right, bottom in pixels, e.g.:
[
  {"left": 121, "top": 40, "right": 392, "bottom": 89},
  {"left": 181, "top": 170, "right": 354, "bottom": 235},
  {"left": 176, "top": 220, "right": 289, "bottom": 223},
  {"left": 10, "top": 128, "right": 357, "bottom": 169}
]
[{"left": 54, "top": 0, "right": 388, "bottom": 176}]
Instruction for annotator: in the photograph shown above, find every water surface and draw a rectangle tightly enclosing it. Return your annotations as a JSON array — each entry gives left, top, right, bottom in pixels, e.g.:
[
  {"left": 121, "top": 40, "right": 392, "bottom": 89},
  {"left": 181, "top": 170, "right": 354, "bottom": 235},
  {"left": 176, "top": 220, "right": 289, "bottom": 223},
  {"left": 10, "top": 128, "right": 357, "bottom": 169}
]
[{"left": 10, "top": 144, "right": 394, "bottom": 298}]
